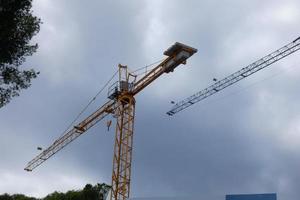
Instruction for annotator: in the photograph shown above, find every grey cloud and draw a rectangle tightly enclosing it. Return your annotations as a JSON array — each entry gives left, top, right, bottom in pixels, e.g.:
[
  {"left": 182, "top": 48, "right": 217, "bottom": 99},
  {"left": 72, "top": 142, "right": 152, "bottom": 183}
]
[{"left": 1, "top": 0, "right": 300, "bottom": 199}]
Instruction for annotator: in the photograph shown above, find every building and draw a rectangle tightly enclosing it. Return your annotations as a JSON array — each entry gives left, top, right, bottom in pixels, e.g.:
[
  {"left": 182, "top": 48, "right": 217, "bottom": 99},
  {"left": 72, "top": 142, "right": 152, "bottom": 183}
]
[{"left": 226, "top": 193, "right": 276, "bottom": 200}]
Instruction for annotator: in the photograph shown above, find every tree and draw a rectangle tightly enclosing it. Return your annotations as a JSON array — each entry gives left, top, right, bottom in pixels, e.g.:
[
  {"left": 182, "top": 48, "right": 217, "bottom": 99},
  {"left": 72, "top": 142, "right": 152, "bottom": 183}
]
[
  {"left": 0, "top": 193, "right": 37, "bottom": 200},
  {"left": 65, "top": 190, "right": 82, "bottom": 200},
  {"left": 0, "top": 193, "right": 13, "bottom": 200},
  {"left": 83, "top": 183, "right": 111, "bottom": 200},
  {"left": 0, "top": 0, "right": 41, "bottom": 108},
  {"left": 43, "top": 191, "right": 65, "bottom": 200},
  {"left": 12, "top": 194, "right": 37, "bottom": 200},
  {"left": 97, "top": 183, "right": 111, "bottom": 200},
  {"left": 0, "top": 183, "right": 111, "bottom": 200},
  {"left": 82, "top": 184, "right": 98, "bottom": 200}
]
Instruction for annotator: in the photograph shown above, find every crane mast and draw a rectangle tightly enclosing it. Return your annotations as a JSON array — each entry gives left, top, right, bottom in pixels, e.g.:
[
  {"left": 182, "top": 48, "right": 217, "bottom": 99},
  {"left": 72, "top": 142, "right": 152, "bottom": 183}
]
[
  {"left": 108, "top": 43, "right": 197, "bottom": 200},
  {"left": 25, "top": 42, "right": 197, "bottom": 200},
  {"left": 167, "top": 36, "right": 300, "bottom": 116},
  {"left": 108, "top": 65, "right": 136, "bottom": 200}
]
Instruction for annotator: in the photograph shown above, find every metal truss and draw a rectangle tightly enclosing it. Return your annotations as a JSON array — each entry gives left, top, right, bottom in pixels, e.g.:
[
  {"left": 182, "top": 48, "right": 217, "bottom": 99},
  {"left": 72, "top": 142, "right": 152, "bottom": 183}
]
[
  {"left": 24, "top": 100, "right": 116, "bottom": 171},
  {"left": 167, "top": 37, "right": 300, "bottom": 116},
  {"left": 111, "top": 95, "right": 135, "bottom": 200},
  {"left": 24, "top": 42, "right": 197, "bottom": 200}
]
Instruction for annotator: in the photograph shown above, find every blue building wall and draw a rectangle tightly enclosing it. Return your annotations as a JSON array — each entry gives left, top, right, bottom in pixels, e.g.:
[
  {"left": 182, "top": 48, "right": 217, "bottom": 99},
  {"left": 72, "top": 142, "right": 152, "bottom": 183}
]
[{"left": 226, "top": 194, "right": 276, "bottom": 200}]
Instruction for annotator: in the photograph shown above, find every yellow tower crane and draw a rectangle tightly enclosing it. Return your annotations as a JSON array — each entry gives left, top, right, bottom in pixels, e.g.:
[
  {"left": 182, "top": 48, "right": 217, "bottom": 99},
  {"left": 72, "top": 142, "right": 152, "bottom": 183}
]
[{"left": 25, "top": 42, "right": 197, "bottom": 200}]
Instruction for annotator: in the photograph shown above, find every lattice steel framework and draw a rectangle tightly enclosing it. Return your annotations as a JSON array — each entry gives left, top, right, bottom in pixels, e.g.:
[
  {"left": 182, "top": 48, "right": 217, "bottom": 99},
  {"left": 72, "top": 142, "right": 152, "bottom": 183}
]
[
  {"left": 111, "top": 95, "right": 135, "bottom": 200},
  {"left": 167, "top": 36, "right": 300, "bottom": 115},
  {"left": 24, "top": 100, "right": 116, "bottom": 171},
  {"left": 24, "top": 42, "right": 197, "bottom": 200}
]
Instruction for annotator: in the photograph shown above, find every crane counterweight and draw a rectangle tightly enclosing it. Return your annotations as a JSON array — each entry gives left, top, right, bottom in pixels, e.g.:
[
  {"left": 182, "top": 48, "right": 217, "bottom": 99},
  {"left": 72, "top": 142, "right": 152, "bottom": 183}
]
[{"left": 163, "top": 42, "right": 197, "bottom": 73}]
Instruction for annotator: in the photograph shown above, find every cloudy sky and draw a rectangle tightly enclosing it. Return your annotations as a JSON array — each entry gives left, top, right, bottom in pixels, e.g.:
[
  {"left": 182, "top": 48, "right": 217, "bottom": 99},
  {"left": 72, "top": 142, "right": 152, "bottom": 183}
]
[{"left": 1, "top": 0, "right": 300, "bottom": 199}]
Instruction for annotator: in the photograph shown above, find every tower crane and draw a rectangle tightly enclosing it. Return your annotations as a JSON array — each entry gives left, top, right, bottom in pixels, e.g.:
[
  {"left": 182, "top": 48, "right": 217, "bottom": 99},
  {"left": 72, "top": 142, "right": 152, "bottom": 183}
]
[
  {"left": 24, "top": 42, "right": 197, "bottom": 200},
  {"left": 167, "top": 36, "right": 300, "bottom": 115}
]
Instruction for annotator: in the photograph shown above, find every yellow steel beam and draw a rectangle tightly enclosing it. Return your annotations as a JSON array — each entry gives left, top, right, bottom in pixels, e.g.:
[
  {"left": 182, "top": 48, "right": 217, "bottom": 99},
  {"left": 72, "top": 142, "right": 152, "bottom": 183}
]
[{"left": 111, "top": 94, "right": 135, "bottom": 200}]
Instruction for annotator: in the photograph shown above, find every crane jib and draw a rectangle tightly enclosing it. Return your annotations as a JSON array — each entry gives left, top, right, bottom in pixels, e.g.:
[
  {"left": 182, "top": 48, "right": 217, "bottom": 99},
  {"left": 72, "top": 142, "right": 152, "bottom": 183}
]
[{"left": 167, "top": 36, "right": 300, "bottom": 115}]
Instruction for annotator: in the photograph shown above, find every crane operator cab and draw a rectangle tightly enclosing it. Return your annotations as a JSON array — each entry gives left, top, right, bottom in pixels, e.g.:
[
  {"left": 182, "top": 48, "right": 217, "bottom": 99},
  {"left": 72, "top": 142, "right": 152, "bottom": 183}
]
[{"left": 108, "top": 64, "right": 137, "bottom": 100}]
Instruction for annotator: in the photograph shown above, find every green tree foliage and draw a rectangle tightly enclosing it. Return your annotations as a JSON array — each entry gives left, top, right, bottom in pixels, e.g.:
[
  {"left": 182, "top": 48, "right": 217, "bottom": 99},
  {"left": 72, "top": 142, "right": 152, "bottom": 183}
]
[
  {"left": 0, "top": 183, "right": 111, "bottom": 200},
  {"left": 0, "top": 193, "right": 12, "bottom": 200},
  {"left": 0, "top": 0, "right": 41, "bottom": 108},
  {"left": 0, "top": 193, "right": 37, "bottom": 200},
  {"left": 11, "top": 194, "right": 36, "bottom": 200},
  {"left": 82, "top": 184, "right": 97, "bottom": 200}
]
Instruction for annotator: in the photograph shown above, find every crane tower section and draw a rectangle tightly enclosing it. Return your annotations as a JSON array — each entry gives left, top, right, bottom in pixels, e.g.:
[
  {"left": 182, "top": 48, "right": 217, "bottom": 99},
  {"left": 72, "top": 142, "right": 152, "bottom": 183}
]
[{"left": 108, "top": 42, "right": 197, "bottom": 199}]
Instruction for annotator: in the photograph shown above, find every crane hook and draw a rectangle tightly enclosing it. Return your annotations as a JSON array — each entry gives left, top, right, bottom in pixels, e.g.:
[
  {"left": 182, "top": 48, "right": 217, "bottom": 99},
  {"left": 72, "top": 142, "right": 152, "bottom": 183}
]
[{"left": 107, "top": 120, "right": 112, "bottom": 131}]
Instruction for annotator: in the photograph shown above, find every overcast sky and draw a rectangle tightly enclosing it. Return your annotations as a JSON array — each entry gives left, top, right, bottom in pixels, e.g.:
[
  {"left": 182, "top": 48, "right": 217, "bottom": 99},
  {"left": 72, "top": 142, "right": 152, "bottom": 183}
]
[{"left": 1, "top": 0, "right": 300, "bottom": 200}]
